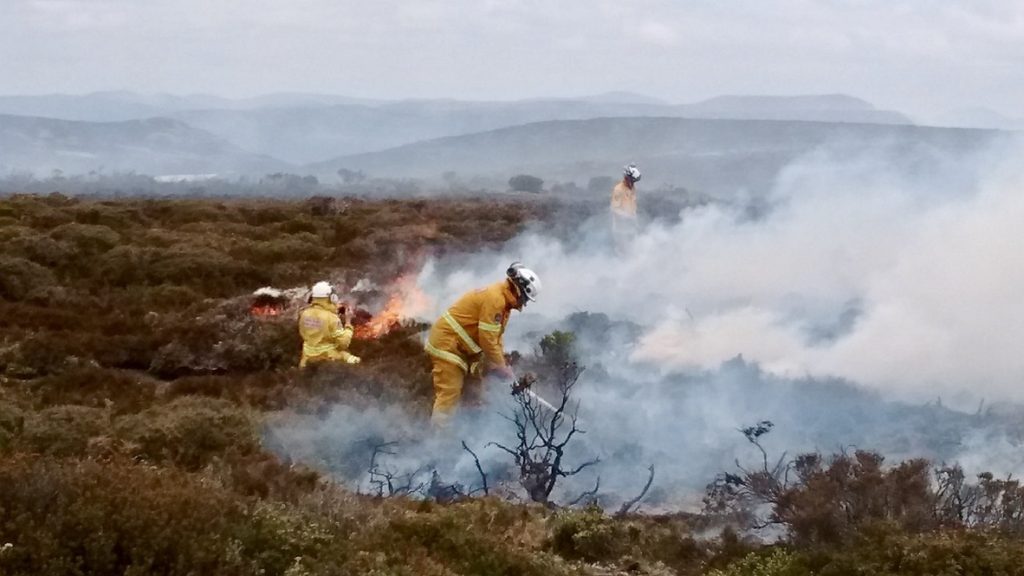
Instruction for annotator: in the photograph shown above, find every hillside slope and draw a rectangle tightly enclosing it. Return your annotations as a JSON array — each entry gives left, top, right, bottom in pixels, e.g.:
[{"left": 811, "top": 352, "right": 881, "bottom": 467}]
[
  {"left": 308, "top": 116, "right": 1001, "bottom": 195},
  {"left": 0, "top": 92, "right": 914, "bottom": 164},
  {"left": 0, "top": 115, "right": 289, "bottom": 176},
  {"left": 179, "top": 94, "right": 912, "bottom": 163}
]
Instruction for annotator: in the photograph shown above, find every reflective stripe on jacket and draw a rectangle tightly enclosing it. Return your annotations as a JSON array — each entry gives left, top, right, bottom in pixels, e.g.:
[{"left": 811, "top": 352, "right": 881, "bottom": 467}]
[{"left": 425, "top": 280, "right": 517, "bottom": 372}]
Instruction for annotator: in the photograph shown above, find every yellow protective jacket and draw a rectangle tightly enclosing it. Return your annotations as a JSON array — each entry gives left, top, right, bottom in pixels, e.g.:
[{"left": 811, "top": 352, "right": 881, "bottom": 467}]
[
  {"left": 425, "top": 280, "right": 518, "bottom": 373},
  {"left": 298, "top": 299, "right": 356, "bottom": 367},
  {"left": 610, "top": 180, "right": 637, "bottom": 218}
]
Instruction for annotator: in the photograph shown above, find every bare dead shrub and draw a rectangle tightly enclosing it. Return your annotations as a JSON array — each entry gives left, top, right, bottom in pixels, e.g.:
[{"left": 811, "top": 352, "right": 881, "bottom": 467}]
[{"left": 492, "top": 364, "right": 599, "bottom": 505}]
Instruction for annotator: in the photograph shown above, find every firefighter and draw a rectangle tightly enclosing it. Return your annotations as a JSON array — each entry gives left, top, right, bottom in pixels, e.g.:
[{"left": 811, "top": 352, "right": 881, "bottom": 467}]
[
  {"left": 425, "top": 262, "right": 542, "bottom": 426},
  {"left": 611, "top": 163, "right": 641, "bottom": 251},
  {"left": 298, "top": 281, "right": 361, "bottom": 367}
]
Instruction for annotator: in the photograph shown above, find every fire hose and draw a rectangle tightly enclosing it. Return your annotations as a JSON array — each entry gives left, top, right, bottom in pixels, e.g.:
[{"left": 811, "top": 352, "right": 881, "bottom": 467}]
[
  {"left": 510, "top": 373, "right": 559, "bottom": 413},
  {"left": 523, "top": 388, "right": 559, "bottom": 413}
]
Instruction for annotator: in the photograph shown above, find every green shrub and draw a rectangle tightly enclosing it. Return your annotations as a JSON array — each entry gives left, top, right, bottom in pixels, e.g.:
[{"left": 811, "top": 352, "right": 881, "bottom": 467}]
[
  {"left": 539, "top": 330, "right": 578, "bottom": 366},
  {"left": 2, "top": 235, "right": 74, "bottom": 268},
  {"left": 143, "top": 246, "right": 270, "bottom": 296},
  {"left": 0, "top": 456, "right": 250, "bottom": 576},
  {"left": 804, "top": 522, "right": 1024, "bottom": 576},
  {"left": 0, "top": 256, "right": 56, "bottom": 301},
  {"left": 49, "top": 222, "right": 121, "bottom": 256},
  {"left": 229, "top": 236, "right": 331, "bottom": 265},
  {"left": 548, "top": 505, "right": 628, "bottom": 562},
  {"left": 114, "top": 397, "right": 259, "bottom": 470},
  {"left": 0, "top": 332, "right": 79, "bottom": 378},
  {"left": 0, "top": 403, "right": 25, "bottom": 453},
  {"left": 20, "top": 405, "right": 109, "bottom": 457},
  {"left": 0, "top": 224, "right": 33, "bottom": 242},
  {"left": 95, "top": 244, "right": 156, "bottom": 287},
  {"left": 708, "top": 549, "right": 803, "bottom": 576},
  {"left": 30, "top": 367, "right": 157, "bottom": 414},
  {"left": 379, "top": 500, "right": 565, "bottom": 576},
  {"left": 509, "top": 174, "right": 544, "bottom": 193}
]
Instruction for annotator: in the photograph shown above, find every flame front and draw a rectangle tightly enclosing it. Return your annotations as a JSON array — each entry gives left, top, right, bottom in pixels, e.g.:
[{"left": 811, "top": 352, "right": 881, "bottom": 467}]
[{"left": 355, "top": 274, "right": 431, "bottom": 339}]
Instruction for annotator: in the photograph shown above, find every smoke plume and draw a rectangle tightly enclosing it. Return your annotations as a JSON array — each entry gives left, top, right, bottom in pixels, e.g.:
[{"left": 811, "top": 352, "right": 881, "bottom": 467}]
[{"left": 272, "top": 135, "right": 1024, "bottom": 508}]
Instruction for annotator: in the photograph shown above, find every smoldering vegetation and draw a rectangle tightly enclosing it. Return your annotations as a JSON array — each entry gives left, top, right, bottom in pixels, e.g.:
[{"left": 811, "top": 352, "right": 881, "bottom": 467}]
[{"left": 271, "top": 132, "right": 1024, "bottom": 514}]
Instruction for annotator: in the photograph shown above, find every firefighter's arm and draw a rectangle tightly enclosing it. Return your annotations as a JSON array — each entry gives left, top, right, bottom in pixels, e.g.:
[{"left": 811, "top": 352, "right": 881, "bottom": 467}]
[
  {"left": 478, "top": 299, "right": 510, "bottom": 373},
  {"left": 327, "top": 312, "right": 354, "bottom": 351}
]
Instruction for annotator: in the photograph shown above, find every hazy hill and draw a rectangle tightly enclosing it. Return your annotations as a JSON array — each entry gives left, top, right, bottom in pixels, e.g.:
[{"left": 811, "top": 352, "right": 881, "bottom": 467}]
[
  {"left": 309, "top": 117, "right": 1000, "bottom": 196},
  {"left": 178, "top": 95, "right": 911, "bottom": 164},
  {"left": 0, "top": 92, "right": 913, "bottom": 164},
  {"left": 0, "top": 115, "right": 289, "bottom": 176},
  {"left": 174, "top": 100, "right": 670, "bottom": 163},
  {"left": 676, "top": 94, "right": 911, "bottom": 124},
  {"left": 0, "top": 91, "right": 380, "bottom": 123}
]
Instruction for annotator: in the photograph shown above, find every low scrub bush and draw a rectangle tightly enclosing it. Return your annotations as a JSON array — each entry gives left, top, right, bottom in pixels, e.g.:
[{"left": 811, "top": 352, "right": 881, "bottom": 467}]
[
  {"left": 114, "top": 397, "right": 260, "bottom": 471},
  {"left": 549, "top": 504, "right": 629, "bottom": 562},
  {"left": 19, "top": 405, "right": 110, "bottom": 457},
  {"left": 49, "top": 222, "right": 121, "bottom": 256},
  {"left": 3, "top": 235, "right": 74, "bottom": 268},
  {"left": 0, "top": 256, "right": 56, "bottom": 301},
  {"left": 0, "top": 333, "right": 82, "bottom": 378},
  {"left": 708, "top": 549, "right": 802, "bottom": 576},
  {"left": 29, "top": 366, "right": 157, "bottom": 414},
  {"left": 0, "top": 456, "right": 304, "bottom": 576}
]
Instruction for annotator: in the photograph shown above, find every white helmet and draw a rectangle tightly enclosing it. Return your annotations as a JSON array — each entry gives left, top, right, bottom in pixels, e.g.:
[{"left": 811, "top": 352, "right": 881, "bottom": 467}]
[
  {"left": 507, "top": 262, "right": 542, "bottom": 304},
  {"left": 310, "top": 281, "right": 333, "bottom": 299},
  {"left": 624, "top": 163, "right": 641, "bottom": 182}
]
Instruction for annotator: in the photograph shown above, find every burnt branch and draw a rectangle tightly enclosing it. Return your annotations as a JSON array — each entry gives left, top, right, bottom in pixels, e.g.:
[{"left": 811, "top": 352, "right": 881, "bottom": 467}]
[
  {"left": 616, "top": 464, "right": 656, "bottom": 517},
  {"left": 367, "top": 441, "right": 428, "bottom": 498},
  {"left": 462, "top": 440, "right": 489, "bottom": 497},
  {"left": 569, "top": 476, "right": 602, "bottom": 507}
]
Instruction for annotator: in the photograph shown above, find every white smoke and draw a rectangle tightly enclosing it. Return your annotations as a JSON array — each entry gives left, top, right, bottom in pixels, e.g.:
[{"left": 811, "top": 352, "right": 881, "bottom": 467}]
[
  {"left": 272, "top": 135, "right": 1024, "bottom": 507},
  {"left": 415, "top": 136, "right": 1024, "bottom": 408}
]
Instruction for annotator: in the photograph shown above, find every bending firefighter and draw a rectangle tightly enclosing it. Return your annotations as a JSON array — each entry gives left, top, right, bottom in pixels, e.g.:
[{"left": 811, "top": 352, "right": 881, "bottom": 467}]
[
  {"left": 298, "top": 281, "right": 362, "bottom": 367},
  {"left": 425, "top": 263, "right": 541, "bottom": 426},
  {"left": 610, "top": 162, "right": 641, "bottom": 252}
]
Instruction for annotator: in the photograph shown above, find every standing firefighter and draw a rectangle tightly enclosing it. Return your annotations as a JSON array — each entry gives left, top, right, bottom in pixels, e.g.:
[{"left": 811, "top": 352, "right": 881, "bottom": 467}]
[
  {"left": 611, "top": 163, "right": 641, "bottom": 251},
  {"left": 425, "top": 263, "right": 542, "bottom": 426},
  {"left": 298, "top": 281, "right": 362, "bottom": 367}
]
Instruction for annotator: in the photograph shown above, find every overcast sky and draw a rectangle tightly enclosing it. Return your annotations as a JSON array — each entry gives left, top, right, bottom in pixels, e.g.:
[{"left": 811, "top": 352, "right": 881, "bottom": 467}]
[{"left": 2, "top": 0, "right": 1022, "bottom": 118}]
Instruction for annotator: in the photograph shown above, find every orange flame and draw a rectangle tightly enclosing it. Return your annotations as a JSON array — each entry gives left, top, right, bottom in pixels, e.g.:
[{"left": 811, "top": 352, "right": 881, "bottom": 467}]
[
  {"left": 250, "top": 304, "right": 282, "bottom": 317},
  {"left": 355, "top": 274, "right": 431, "bottom": 339}
]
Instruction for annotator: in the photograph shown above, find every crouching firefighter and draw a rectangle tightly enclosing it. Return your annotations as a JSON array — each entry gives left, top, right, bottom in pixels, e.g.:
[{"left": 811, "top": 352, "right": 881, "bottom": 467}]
[
  {"left": 298, "top": 281, "right": 362, "bottom": 367},
  {"left": 425, "top": 262, "right": 541, "bottom": 426}
]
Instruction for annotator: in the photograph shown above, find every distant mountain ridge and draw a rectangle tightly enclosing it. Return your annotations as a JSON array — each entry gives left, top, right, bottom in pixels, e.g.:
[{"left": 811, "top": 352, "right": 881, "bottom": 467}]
[
  {"left": 0, "top": 92, "right": 914, "bottom": 163},
  {"left": 0, "top": 114, "right": 288, "bottom": 176},
  {"left": 676, "top": 94, "right": 910, "bottom": 125}
]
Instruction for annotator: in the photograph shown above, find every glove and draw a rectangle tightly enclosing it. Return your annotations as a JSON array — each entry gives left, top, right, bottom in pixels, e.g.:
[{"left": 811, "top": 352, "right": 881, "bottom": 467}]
[{"left": 469, "top": 362, "right": 483, "bottom": 378}]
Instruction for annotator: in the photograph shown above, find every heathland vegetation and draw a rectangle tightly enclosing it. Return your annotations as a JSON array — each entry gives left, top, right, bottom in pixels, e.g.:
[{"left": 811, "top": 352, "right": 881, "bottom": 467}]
[{"left": 2, "top": 193, "right": 1024, "bottom": 575}]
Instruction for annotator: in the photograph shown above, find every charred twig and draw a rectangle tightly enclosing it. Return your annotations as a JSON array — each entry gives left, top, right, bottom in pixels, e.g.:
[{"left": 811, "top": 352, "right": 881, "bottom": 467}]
[
  {"left": 462, "top": 440, "right": 489, "bottom": 496},
  {"left": 367, "top": 441, "right": 399, "bottom": 497},
  {"left": 568, "top": 476, "right": 601, "bottom": 507},
  {"left": 427, "top": 470, "right": 467, "bottom": 503},
  {"left": 616, "top": 464, "right": 655, "bottom": 517},
  {"left": 367, "top": 441, "right": 428, "bottom": 498}
]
